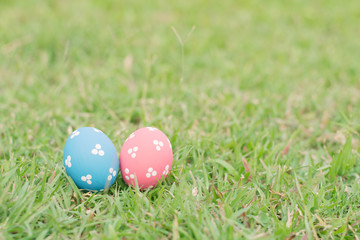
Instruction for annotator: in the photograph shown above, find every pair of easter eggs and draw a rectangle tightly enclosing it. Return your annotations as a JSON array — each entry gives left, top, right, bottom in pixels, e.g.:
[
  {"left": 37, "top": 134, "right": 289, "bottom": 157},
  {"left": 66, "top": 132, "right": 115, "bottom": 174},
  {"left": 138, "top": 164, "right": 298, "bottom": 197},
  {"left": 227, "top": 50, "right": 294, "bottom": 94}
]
[{"left": 63, "top": 127, "right": 173, "bottom": 191}]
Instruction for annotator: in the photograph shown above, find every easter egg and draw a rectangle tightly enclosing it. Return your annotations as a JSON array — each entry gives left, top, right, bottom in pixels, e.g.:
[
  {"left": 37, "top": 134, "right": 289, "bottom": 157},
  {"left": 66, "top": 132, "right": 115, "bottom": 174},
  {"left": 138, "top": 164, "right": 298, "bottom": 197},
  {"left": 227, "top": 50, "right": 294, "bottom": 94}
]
[
  {"left": 120, "top": 127, "right": 173, "bottom": 189},
  {"left": 63, "top": 127, "right": 119, "bottom": 191}
]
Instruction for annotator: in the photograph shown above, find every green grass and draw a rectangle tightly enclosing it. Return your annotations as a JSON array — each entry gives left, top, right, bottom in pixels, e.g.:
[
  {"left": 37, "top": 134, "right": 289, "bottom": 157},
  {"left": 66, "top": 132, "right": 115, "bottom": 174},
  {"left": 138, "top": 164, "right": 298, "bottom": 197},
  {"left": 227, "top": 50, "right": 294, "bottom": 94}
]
[{"left": 1, "top": 0, "right": 360, "bottom": 239}]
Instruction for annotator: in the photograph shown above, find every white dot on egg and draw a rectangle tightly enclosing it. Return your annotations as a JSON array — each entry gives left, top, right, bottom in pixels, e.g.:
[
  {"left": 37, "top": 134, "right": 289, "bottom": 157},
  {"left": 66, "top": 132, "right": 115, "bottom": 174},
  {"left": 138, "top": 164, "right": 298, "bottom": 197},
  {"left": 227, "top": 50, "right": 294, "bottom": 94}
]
[
  {"left": 81, "top": 176, "right": 86, "bottom": 181},
  {"left": 165, "top": 165, "right": 169, "bottom": 170},
  {"left": 125, "top": 168, "right": 129, "bottom": 174},
  {"left": 130, "top": 174, "right": 134, "bottom": 179},
  {"left": 133, "top": 146, "right": 138, "bottom": 152},
  {"left": 146, "top": 173, "right": 151, "bottom": 178},
  {"left": 167, "top": 138, "right": 172, "bottom": 149},
  {"left": 152, "top": 171, "right": 157, "bottom": 176},
  {"left": 95, "top": 144, "right": 101, "bottom": 149},
  {"left": 91, "top": 149, "right": 98, "bottom": 155},
  {"left": 153, "top": 140, "right": 158, "bottom": 145},
  {"left": 68, "top": 163, "right": 71, "bottom": 167},
  {"left": 159, "top": 141, "right": 164, "bottom": 147},
  {"left": 109, "top": 168, "right": 114, "bottom": 173},
  {"left": 131, "top": 153, "right": 136, "bottom": 158},
  {"left": 125, "top": 176, "right": 129, "bottom": 180},
  {"left": 87, "top": 180, "right": 92, "bottom": 184},
  {"left": 107, "top": 175, "right": 112, "bottom": 181},
  {"left": 148, "top": 168, "right": 153, "bottom": 172},
  {"left": 128, "top": 148, "right": 132, "bottom": 154},
  {"left": 86, "top": 174, "right": 92, "bottom": 179},
  {"left": 113, "top": 171, "right": 116, "bottom": 176},
  {"left": 99, "top": 150, "right": 104, "bottom": 156},
  {"left": 156, "top": 146, "right": 161, "bottom": 151}
]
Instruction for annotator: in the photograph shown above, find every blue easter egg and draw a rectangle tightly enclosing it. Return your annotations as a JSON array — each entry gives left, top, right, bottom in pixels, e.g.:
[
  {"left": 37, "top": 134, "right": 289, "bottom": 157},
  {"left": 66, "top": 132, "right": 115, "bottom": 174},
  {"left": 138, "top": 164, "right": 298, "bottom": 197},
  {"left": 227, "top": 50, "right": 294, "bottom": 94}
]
[{"left": 63, "top": 127, "right": 119, "bottom": 191}]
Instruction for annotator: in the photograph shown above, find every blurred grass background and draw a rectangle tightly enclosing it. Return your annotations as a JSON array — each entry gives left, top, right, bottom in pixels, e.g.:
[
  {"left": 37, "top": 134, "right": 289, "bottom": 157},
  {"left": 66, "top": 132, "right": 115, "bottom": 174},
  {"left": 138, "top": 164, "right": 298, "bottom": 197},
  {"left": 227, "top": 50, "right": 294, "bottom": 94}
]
[{"left": 1, "top": 0, "right": 360, "bottom": 239}]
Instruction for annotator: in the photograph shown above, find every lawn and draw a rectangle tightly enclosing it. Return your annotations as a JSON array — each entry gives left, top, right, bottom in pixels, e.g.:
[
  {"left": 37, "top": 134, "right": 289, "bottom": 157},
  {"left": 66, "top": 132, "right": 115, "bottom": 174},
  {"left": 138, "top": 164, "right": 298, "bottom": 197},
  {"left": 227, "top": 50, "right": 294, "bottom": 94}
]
[{"left": 1, "top": 0, "right": 360, "bottom": 239}]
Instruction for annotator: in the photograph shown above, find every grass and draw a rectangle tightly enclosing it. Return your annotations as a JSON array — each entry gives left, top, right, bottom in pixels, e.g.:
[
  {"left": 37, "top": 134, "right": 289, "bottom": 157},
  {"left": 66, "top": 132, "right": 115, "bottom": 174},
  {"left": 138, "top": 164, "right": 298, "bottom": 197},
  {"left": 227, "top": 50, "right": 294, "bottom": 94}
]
[{"left": 1, "top": 0, "right": 360, "bottom": 239}]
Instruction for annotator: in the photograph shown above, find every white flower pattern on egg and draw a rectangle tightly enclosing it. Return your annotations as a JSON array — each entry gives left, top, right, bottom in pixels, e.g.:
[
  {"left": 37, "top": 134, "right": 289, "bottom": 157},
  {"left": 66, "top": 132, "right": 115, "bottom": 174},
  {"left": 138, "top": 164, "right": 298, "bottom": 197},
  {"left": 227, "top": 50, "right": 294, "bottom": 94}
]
[
  {"left": 125, "top": 133, "right": 135, "bottom": 143},
  {"left": 123, "top": 168, "right": 134, "bottom": 181},
  {"left": 167, "top": 138, "right": 172, "bottom": 149},
  {"left": 153, "top": 139, "right": 164, "bottom": 151},
  {"left": 92, "top": 144, "right": 105, "bottom": 156},
  {"left": 162, "top": 164, "right": 170, "bottom": 175},
  {"left": 93, "top": 128, "right": 102, "bottom": 133},
  {"left": 65, "top": 155, "right": 72, "bottom": 168},
  {"left": 81, "top": 174, "right": 92, "bottom": 185},
  {"left": 107, "top": 168, "right": 117, "bottom": 181},
  {"left": 146, "top": 167, "right": 157, "bottom": 178},
  {"left": 128, "top": 146, "right": 138, "bottom": 158},
  {"left": 70, "top": 130, "right": 80, "bottom": 139}
]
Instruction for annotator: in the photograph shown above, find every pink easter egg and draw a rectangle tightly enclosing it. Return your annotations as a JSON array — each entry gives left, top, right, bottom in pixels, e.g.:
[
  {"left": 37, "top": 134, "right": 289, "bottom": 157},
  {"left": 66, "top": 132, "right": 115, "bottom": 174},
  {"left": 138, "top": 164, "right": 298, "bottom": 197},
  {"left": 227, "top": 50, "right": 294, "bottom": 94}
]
[{"left": 120, "top": 127, "right": 173, "bottom": 189}]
